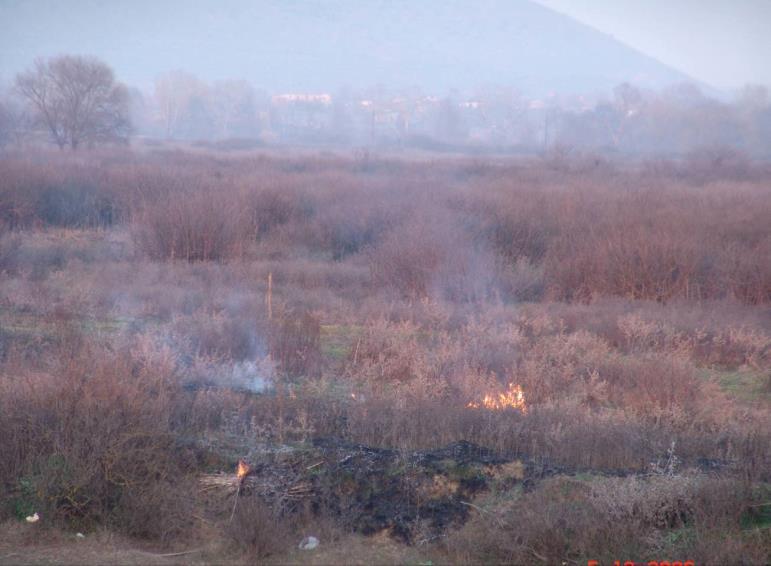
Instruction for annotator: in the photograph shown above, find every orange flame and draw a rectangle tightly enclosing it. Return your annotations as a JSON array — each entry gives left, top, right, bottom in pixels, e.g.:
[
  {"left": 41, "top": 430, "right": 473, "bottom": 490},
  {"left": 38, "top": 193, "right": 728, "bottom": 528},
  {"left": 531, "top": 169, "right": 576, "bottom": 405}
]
[
  {"left": 467, "top": 383, "right": 527, "bottom": 412},
  {"left": 236, "top": 459, "right": 250, "bottom": 482}
]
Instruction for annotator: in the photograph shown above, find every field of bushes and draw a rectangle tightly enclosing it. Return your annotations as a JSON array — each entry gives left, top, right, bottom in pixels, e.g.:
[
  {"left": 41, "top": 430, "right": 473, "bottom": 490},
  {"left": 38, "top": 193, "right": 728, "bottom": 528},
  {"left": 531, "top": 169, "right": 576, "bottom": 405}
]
[{"left": 0, "top": 148, "right": 769, "bottom": 564}]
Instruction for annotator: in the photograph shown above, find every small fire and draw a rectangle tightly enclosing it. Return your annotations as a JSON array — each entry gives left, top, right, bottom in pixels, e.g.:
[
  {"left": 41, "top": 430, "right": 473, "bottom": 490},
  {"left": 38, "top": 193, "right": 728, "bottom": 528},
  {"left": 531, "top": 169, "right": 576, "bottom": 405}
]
[
  {"left": 467, "top": 383, "right": 527, "bottom": 412},
  {"left": 236, "top": 459, "right": 250, "bottom": 482}
]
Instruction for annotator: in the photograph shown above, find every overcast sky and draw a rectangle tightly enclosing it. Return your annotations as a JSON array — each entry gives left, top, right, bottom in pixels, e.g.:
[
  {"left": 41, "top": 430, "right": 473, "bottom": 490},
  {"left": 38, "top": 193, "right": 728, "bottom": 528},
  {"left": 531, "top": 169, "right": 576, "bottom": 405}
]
[{"left": 535, "top": 0, "right": 771, "bottom": 91}]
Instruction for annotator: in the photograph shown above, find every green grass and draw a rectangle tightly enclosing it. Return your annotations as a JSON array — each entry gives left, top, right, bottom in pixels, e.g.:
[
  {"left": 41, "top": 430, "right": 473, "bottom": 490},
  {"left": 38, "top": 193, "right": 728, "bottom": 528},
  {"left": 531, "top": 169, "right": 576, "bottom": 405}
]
[
  {"left": 742, "top": 502, "right": 771, "bottom": 530},
  {"left": 742, "top": 484, "right": 771, "bottom": 531},
  {"left": 698, "top": 368, "right": 770, "bottom": 403},
  {"left": 320, "top": 324, "right": 363, "bottom": 360},
  {"left": 0, "top": 307, "right": 166, "bottom": 351}
]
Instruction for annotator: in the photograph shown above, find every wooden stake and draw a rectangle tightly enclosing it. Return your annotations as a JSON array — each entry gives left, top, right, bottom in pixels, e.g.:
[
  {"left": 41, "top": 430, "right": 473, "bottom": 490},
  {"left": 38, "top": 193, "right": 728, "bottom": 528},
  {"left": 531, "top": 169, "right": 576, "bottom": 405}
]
[{"left": 266, "top": 271, "right": 273, "bottom": 321}]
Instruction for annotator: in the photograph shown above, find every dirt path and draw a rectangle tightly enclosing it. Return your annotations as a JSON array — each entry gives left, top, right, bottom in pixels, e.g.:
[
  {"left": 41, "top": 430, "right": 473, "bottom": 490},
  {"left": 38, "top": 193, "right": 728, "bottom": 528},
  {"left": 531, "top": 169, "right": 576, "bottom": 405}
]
[{"left": 0, "top": 522, "right": 429, "bottom": 566}]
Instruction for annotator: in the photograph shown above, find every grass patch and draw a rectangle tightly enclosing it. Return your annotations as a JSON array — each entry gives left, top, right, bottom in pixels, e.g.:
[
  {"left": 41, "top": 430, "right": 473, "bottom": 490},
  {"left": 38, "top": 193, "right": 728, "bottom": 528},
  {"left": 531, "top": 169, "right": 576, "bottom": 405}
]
[
  {"left": 320, "top": 324, "right": 363, "bottom": 360},
  {"left": 703, "top": 368, "right": 771, "bottom": 403}
]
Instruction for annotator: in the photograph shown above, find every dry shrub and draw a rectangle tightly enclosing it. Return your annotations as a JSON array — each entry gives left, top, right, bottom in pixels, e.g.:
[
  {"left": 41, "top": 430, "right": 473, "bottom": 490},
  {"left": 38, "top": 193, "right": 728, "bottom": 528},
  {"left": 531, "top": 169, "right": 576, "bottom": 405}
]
[
  {"left": 0, "top": 231, "right": 22, "bottom": 274},
  {"left": 602, "top": 356, "right": 701, "bottom": 411},
  {"left": 134, "top": 187, "right": 251, "bottom": 261},
  {"left": 368, "top": 211, "right": 500, "bottom": 302},
  {"left": 446, "top": 475, "right": 768, "bottom": 565},
  {"left": 170, "top": 309, "right": 267, "bottom": 361},
  {"left": 446, "top": 476, "right": 646, "bottom": 564},
  {"left": 450, "top": 317, "right": 525, "bottom": 381},
  {"left": 343, "top": 318, "right": 494, "bottom": 403},
  {"left": 458, "top": 183, "right": 558, "bottom": 263},
  {"left": 346, "top": 320, "right": 426, "bottom": 387},
  {"left": 684, "top": 479, "right": 771, "bottom": 565},
  {"left": 618, "top": 312, "right": 771, "bottom": 370},
  {"left": 310, "top": 196, "right": 396, "bottom": 260},
  {"left": 250, "top": 184, "right": 313, "bottom": 238},
  {"left": 3, "top": 149, "right": 770, "bottom": 303},
  {"left": 0, "top": 154, "right": 128, "bottom": 229},
  {"left": 684, "top": 146, "right": 753, "bottom": 183},
  {"left": 269, "top": 309, "right": 322, "bottom": 378},
  {"left": 495, "top": 256, "right": 545, "bottom": 301},
  {"left": 526, "top": 300, "right": 770, "bottom": 371},
  {"left": 540, "top": 183, "right": 771, "bottom": 304},
  {"left": 345, "top": 315, "right": 708, "bottom": 418},
  {"left": 0, "top": 335, "right": 196, "bottom": 540},
  {"left": 225, "top": 496, "right": 291, "bottom": 559},
  {"left": 514, "top": 329, "right": 611, "bottom": 404},
  {"left": 544, "top": 219, "right": 703, "bottom": 302},
  {"left": 110, "top": 478, "right": 196, "bottom": 541},
  {"left": 0, "top": 148, "right": 769, "bottom": 555},
  {"left": 368, "top": 217, "right": 448, "bottom": 299}
]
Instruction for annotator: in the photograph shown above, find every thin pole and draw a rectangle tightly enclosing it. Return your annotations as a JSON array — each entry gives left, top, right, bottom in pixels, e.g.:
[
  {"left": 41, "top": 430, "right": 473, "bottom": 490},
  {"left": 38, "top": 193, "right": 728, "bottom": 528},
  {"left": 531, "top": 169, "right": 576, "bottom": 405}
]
[{"left": 266, "top": 271, "right": 273, "bottom": 321}]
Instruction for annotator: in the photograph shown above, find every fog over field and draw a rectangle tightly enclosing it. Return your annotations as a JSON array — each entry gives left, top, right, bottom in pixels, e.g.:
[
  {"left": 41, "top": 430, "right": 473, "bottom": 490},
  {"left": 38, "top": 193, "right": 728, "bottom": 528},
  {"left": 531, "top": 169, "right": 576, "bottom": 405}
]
[{"left": 1, "top": 2, "right": 770, "bottom": 565}]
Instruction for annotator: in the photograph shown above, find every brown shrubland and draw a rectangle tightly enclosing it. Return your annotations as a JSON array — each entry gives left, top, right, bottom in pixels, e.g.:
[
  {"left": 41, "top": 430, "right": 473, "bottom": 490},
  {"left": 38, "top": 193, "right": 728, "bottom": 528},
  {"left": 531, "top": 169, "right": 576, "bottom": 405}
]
[{"left": 0, "top": 147, "right": 769, "bottom": 562}]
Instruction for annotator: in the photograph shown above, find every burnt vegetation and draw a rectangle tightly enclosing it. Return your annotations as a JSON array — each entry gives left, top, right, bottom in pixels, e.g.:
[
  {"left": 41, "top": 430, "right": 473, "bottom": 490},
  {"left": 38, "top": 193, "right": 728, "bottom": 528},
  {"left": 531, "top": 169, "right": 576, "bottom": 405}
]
[{"left": 0, "top": 148, "right": 769, "bottom": 564}]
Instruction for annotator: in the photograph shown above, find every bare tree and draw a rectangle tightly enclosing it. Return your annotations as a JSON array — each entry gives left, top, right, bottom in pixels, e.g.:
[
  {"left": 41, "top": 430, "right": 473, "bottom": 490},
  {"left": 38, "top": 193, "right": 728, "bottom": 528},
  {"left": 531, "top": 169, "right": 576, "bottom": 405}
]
[
  {"left": 153, "top": 71, "right": 207, "bottom": 139},
  {"left": 0, "top": 98, "right": 13, "bottom": 148},
  {"left": 208, "top": 80, "right": 259, "bottom": 139},
  {"left": 15, "top": 55, "right": 130, "bottom": 149},
  {"left": 0, "top": 91, "right": 30, "bottom": 148}
]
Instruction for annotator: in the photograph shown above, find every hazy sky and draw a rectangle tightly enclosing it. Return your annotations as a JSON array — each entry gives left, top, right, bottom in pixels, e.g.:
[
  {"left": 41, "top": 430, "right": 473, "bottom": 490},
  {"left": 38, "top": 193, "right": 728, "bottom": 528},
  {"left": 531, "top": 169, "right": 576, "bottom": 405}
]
[
  {"left": 1, "top": 0, "right": 768, "bottom": 94},
  {"left": 535, "top": 0, "right": 771, "bottom": 91}
]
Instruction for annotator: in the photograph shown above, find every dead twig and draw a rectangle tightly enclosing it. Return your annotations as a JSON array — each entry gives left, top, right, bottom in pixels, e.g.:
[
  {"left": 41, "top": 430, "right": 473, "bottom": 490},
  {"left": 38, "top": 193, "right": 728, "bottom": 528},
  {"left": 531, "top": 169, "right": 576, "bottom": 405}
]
[
  {"left": 145, "top": 547, "right": 206, "bottom": 557},
  {"left": 229, "top": 482, "right": 242, "bottom": 523},
  {"left": 352, "top": 336, "right": 361, "bottom": 365},
  {"left": 416, "top": 534, "right": 447, "bottom": 546},
  {"left": 460, "top": 500, "right": 503, "bottom": 528},
  {"left": 524, "top": 546, "right": 549, "bottom": 563}
]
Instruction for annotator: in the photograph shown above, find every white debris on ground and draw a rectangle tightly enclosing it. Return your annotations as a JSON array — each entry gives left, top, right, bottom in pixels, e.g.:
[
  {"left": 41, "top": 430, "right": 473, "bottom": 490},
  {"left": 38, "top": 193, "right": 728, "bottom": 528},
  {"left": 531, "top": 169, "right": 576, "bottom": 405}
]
[
  {"left": 299, "top": 536, "right": 319, "bottom": 550},
  {"left": 25, "top": 513, "right": 39, "bottom": 523}
]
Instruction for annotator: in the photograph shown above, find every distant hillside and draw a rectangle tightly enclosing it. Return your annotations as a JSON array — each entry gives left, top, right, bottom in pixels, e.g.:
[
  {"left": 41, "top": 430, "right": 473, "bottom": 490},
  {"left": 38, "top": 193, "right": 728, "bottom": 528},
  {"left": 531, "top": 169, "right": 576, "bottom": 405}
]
[{"left": 1, "top": 0, "right": 696, "bottom": 95}]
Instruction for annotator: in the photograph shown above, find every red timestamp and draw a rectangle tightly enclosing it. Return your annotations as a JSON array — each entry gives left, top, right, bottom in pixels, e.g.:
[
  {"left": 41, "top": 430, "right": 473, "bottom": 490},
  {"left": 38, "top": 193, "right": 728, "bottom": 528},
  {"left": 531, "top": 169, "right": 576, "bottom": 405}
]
[{"left": 587, "top": 561, "right": 695, "bottom": 566}]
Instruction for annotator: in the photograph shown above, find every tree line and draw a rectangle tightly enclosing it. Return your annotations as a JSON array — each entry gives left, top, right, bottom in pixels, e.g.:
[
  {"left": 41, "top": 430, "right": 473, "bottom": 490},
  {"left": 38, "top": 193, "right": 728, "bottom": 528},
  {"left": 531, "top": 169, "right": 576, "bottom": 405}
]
[{"left": 3, "top": 54, "right": 771, "bottom": 158}]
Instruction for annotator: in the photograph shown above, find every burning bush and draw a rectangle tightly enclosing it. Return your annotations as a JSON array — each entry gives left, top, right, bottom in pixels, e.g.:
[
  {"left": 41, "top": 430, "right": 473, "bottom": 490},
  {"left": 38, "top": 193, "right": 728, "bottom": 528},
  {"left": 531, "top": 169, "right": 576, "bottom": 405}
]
[{"left": 466, "top": 382, "right": 527, "bottom": 411}]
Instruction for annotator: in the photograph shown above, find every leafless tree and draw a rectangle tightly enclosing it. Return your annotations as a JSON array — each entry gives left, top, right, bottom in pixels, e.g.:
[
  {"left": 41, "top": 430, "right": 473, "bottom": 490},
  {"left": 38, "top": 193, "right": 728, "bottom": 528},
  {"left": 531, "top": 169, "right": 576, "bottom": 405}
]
[
  {"left": 15, "top": 55, "right": 130, "bottom": 149},
  {"left": 208, "top": 80, "right": 259, "bottom": 139},
  {"left": 0, "top": 92, "right": 29, "bottom": 148},
  {"left": 153, "top": 71, "right": 207, "bottom": 139},
  {"left": 0, "top": 98, "right": 13, "bottom": 147}
]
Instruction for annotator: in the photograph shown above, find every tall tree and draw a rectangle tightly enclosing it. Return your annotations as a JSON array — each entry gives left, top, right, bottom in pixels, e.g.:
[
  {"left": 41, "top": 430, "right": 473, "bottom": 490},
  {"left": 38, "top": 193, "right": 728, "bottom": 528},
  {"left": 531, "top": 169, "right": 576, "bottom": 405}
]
[
  {"left": 209, "top": 80, "right": 259, "bottom": 139},
  {"left": 15, "top": 55, "right": 130, "bottom": 149},
  {"left": 153, "top": 71, "right": 207, "bottom": 139}
]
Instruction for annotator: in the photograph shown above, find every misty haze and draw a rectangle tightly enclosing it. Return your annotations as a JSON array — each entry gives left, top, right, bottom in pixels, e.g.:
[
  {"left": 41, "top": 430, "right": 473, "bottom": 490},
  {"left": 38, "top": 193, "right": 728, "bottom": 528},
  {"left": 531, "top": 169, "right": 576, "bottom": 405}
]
[{"left": 0, "top": 1, "right": 769, "bottom": 565}]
